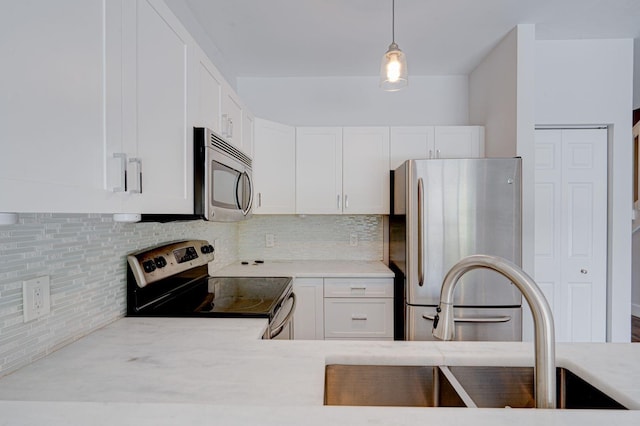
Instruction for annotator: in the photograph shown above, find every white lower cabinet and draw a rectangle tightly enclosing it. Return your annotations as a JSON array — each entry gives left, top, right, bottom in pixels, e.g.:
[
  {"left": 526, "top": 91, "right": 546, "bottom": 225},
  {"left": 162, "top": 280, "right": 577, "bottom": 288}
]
[
  {"left": 292, "top": 276, "right": 393, "bottom": 340},
  {"left": 324, "top": 298, "right": 393, "bottom": 340},
  {"left": 292, "top": 278, "right": 324, "bottom": 340}
]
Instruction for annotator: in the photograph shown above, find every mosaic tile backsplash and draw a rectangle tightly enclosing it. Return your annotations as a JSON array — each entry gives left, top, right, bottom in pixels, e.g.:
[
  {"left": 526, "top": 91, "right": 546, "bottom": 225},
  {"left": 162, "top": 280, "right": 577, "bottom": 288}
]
[
  {"left": 238, "top": 215, "right": 383, "bottom": 261},
  {"left": 0, "top": 214, "right": 237, "bottom": 377},
  {"left": 0, "top": 213, "right": 383, "bottom": 377}
]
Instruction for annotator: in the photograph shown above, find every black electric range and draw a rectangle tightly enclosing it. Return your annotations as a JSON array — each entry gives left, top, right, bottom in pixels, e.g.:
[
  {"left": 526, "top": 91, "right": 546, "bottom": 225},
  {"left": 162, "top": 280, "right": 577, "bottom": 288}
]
[{"left": 126, "top": 240, "right": 295, "bottom": 338}]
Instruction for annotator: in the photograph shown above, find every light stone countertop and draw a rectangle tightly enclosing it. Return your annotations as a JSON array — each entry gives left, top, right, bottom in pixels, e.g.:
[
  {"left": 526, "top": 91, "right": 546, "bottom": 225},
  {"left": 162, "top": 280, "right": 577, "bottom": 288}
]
[
  {"left": 0, "top": 317, "right": 639, "bottom": 425},
  {"left": 209, "top": 259, "right": 395, "bottom": 278}
]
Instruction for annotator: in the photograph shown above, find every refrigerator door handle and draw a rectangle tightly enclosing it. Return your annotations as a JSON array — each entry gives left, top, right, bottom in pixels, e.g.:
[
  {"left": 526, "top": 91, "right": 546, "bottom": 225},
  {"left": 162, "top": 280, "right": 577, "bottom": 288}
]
[
  {"left": 422, "top": 314, "right": 512, "bottom": 324},
  {"left": 417, "top": 177, "right": 424, "bottom": 287}
]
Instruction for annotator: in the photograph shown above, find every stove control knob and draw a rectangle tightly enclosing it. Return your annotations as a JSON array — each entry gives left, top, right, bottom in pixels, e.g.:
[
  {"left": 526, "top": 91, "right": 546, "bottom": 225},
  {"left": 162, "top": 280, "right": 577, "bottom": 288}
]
[
  {"left": 201, "top": 245, "right": 214, "bottom": 254},
  {"left": 154, "top": 256, "right": 167, "bottom": 268},
  {"left": 142, "top": 260, "right": 156, "bottom": 273}
]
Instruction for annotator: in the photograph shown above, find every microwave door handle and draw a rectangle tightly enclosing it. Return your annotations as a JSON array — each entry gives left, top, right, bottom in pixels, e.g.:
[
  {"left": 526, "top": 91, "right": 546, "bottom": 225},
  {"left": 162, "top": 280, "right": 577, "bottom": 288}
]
[{"left": 236, "top": 171, "right": 253, "bottom": 215}]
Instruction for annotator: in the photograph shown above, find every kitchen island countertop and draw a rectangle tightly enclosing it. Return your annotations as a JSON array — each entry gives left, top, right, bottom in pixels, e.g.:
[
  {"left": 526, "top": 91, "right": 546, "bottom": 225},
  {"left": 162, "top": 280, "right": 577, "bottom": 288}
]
[{"left": 0, "top": 317, "right": 639, "bottom": 425}]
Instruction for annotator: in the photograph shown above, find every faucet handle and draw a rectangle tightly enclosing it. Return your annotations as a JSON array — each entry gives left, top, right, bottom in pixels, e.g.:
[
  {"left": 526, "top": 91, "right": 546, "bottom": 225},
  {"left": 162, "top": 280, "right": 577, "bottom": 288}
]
[{"left": 432, "top": 303, "right": 455, "bottom": 341}]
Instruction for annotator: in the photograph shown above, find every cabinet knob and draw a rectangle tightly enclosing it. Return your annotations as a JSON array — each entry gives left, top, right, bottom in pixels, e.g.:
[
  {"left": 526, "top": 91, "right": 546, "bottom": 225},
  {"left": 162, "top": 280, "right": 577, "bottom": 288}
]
[{"left": 580, "top": 269, "right": 588, "bottom": 274}]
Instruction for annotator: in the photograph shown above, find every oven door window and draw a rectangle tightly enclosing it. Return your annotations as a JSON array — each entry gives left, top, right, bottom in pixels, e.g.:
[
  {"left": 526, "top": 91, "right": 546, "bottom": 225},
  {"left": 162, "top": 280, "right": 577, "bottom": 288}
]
[{"left": 211, "top": 160, "right": 242, "bottom": 210}]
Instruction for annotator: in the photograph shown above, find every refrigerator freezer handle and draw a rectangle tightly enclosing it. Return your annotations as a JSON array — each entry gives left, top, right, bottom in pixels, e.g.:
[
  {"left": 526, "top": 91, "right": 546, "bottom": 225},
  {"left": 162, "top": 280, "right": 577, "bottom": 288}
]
[
  {"left": 418, "top": 177, "right": 424, "bottom": 287},
  {"left": 423, "top": 314, "right": 512, "bottom": 323}
]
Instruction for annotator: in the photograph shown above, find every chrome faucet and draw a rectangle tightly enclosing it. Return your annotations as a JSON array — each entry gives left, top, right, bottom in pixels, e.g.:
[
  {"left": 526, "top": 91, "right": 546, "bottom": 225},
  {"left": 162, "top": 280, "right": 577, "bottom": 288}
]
[{"left": 432, "top": 254, "right": 556, "bottom": 409}]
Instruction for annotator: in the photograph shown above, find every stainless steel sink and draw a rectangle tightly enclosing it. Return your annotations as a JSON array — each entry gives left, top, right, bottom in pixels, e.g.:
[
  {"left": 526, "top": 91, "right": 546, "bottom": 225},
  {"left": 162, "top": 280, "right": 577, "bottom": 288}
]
[
  {"left": 324, "top": 365, "right": 465, "bottom": 407},
  {"left": 448, "top": 366, "right": 626, "bottom": 409},
  {"left": 324, "top": 364, "right": 627, "bottom": 409}
]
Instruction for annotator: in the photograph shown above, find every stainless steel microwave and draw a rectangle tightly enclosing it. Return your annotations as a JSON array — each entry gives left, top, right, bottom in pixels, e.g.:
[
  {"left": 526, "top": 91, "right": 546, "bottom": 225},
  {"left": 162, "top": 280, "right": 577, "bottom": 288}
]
[{"left": 194, "top": 127, "right": 253, "bottom": 222}]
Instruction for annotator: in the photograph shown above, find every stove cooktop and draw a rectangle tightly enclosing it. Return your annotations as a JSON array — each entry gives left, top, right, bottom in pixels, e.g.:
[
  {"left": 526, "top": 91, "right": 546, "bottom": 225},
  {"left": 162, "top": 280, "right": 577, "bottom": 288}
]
[{"left": 126, "top": 240, "right": 292, "bottom": 321}]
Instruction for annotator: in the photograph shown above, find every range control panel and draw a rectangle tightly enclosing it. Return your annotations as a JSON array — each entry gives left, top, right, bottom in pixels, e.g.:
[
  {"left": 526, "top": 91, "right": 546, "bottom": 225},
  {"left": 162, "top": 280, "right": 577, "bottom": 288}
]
[{"left": 127, "top": 240, "right": 215, "bottom": 288}]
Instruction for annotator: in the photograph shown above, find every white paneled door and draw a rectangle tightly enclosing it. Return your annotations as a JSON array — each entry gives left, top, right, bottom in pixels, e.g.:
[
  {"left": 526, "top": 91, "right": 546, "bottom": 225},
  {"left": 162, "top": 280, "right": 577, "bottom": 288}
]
[{"left": 534, "top": 128, "right": 607, "bottom": 342}]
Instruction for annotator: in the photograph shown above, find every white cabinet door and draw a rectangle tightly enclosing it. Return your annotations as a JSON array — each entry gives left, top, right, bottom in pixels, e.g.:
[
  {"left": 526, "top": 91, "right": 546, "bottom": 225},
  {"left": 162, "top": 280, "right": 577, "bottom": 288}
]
[
  {"left": 221, "top": 83, "right": 243, "bottom": 148},
  {"left": 296, "top": 127, "right": 343, "bottom": 214},
  {"left": 0, "top": 0, "right": 122, "bottom": 213},
  {"left": 241, "top": 109, "right": 254, "bottom": 157},
  {"left": 342, "top": 127, "right": 390, "bottom": 214},
  {"left": 292, "top": 278, "right": 324, "bottom": 340},
  {"left": 534, "top": 128, "right": 607, "bottom": 342},
  {"left": 121, "top": 0, "right": 194, "bottom": 214},
  {"left": 195, "top": 46, "right": 223, "bottom": 133},
  {"left": 434, "top": 126, "right": 485, "bottom": 158},
  {"left": 389, "top": 127, "right": 435, "bottom": 170},
  {"left": 253, "top": 119, "right": 296, "bottom": 214}
]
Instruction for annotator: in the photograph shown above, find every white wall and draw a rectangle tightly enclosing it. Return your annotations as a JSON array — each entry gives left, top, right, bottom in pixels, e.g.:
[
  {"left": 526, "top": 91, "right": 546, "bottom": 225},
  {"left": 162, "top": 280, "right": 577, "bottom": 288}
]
[
  {"left": 469, "top": 25, "right": 537, "bottom": 340},
  {"left": 469, "top": 29, "right": 518, "bottom": 157},
  {"left": 237, "top": 76, "right": 469, "bottom": 126},
  {"left": 535, "top": 39, "right": 634, "bottom": 342}
]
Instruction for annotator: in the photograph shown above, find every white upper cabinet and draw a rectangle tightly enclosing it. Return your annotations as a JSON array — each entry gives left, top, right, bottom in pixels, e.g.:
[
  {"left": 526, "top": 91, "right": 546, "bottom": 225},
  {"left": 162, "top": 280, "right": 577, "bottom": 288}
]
[
  {"left": 390, "top": 126, "right": 485, "bottom": 170},
  {"left": 295, "top": 127, "right": 390, "bottom": 215},
  {"left": 253, "top": 119, "right": 296, "bottom": 214},
  {"left": 433, "top": 126, "right": 484, "bottom": 158},
  {"left": 120, "top": 0, "right": 195, "bottom": 214},
  {"left": 241, "top": 109, "right": 255, "bottom": 157},
  {"left": 342, "top": 127, "right": 390, "bottom": 214},
  {"left": 389, "top": 127, "right": 436, "bottom": 170},
  {"left": 195, "top": 46, "right": 223, "bottom": 133},
  {"left": 296, "top": 128, "right": 343, "bottom": 214},
  {"left": 220, "top": 83, "right": 243, "bottom": 147},
  {"left": 0, "top": 0, "right": 121, "bottom": 213}
]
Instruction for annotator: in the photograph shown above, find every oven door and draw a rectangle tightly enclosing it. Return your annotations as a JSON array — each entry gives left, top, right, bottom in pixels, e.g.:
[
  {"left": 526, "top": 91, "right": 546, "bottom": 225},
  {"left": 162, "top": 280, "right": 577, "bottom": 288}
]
[
  {"left": 266, "top": 292, "right": 297, "bottom": 340},
  {"left": 205, "top": 149, "right": 253, "bottom": 222}
]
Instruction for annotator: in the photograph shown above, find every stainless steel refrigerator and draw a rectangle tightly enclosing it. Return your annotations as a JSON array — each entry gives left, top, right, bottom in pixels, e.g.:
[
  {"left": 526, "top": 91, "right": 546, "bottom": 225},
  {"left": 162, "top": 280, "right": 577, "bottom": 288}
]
[{"left": 390, "top": 158, "right": 522, "bottom": 341}]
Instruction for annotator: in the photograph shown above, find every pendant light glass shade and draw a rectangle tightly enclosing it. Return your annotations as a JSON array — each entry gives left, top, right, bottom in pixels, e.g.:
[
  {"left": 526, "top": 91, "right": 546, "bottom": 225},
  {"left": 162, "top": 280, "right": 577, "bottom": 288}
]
[
  {"left": 380, "top": 0, "right": 407, "bottom": 91},
  {"left": 380, "top": 42, "right": 408, "bottom": 91}
]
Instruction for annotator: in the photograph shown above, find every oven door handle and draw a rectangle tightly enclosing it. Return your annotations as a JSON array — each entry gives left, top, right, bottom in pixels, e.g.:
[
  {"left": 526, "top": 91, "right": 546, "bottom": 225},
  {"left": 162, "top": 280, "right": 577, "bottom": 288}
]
[{"left": 269, "top": 292, "right": 296, "bottom": 339}]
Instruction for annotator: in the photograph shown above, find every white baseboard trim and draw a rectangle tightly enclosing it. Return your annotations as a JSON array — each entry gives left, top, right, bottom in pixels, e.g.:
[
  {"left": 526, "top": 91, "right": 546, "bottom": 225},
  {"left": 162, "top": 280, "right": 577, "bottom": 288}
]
[{"left": 632, "top": 303, "right": 640, "bottom": 318}]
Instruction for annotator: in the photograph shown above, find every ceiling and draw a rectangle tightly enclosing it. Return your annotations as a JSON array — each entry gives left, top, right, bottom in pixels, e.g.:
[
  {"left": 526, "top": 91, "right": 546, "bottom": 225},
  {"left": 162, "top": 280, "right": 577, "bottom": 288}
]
[{"left": 181, "top": 0, "right": 640, "bottom": 78}]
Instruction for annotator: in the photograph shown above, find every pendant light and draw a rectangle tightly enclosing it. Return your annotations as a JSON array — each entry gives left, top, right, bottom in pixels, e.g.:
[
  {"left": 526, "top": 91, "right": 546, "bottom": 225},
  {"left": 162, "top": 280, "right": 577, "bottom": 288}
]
[{"left": 380, "top": 0, "right": 408, "bottom": 91}]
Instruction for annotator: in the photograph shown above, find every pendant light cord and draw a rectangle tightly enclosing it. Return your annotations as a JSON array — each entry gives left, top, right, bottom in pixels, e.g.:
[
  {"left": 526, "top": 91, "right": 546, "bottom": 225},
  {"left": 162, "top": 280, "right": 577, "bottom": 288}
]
[{"left": 391, "top": 0, "right": 395, "bottom": 44}]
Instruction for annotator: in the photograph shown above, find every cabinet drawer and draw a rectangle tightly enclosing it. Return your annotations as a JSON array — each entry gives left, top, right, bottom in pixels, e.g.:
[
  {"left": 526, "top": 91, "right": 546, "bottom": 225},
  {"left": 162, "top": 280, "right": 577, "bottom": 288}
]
[
  {"left": 324, "top": 298, "right": 393, "bottom": 339},
  {"left": 324, "top": 278, "right": 393, "bottom": 298}
]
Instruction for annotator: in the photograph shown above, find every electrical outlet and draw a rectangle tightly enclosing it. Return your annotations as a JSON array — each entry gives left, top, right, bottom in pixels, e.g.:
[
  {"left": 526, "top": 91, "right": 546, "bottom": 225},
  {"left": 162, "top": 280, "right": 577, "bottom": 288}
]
[
  {"left": 265, "top": 233, "right": 275, "bottom": 248},
  {"left": 350, "top": 233, "right": 358, "bottom": 247},
  {"left": 23, "top": 276, "right": 51, "bottom": 322}
]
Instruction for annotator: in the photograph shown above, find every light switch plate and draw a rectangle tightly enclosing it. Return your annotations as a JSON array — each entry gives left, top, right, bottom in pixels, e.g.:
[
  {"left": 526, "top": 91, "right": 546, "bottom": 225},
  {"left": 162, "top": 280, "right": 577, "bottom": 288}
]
[{"left": 23, "top": 276, "right": 50, "bottom": 322}]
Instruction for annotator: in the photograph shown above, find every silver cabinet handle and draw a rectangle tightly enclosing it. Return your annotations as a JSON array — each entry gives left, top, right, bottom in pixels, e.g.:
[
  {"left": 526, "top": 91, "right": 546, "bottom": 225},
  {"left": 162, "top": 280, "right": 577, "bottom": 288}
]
[
  {"left": 258, "top": 192, "right": 262, "bottom": 208},
  {"left": 113, "top": 153, "right": 127, "bottom": 192},
  {"left": 351, "top": 315, "right": 368, "bottom": 321},
  {"left": 345, "top": 194, "right": 349, "bottom": 209},
  {"left": 228, "top": 118, "right": 233, "bottom": 138},
  {"left": 436, "top": 149, "right": 441, "bottom": 159},
  {"left": 350, "top": 286, "right": 366, "bottom": 291},
  {"left": 269, "top": 293, "right": 296, "bottom": 339},
  {"left": 422, "top": 314, "right": 512, "bottom": 323},
  {"left": 337, "top": 194, "right": 341, "bottom": 210},
  {"left": 580, "top": 269, "right": 588, "bottom": 274},
  {"left": 128, "top": 157, "right": 142, "bottom": 194},
  {"left": 429, "top": 149, "right": 433, "bottom": 159},
  {"left": 417, "top": 177, "right": 424, "bottom": 287}
]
